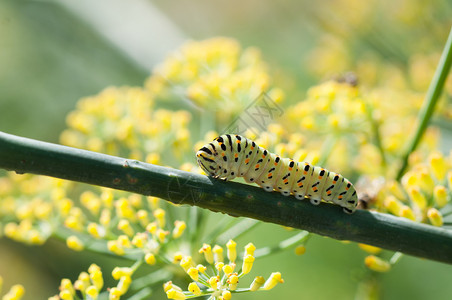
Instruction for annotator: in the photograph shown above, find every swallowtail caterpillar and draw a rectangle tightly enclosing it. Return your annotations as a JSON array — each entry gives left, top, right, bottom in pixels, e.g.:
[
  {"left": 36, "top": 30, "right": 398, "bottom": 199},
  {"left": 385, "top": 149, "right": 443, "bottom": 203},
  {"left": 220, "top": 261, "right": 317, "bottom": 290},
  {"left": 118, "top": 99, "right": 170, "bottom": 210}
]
[{"left": 196, "top": 134, "right": 358, "bottom": 213}]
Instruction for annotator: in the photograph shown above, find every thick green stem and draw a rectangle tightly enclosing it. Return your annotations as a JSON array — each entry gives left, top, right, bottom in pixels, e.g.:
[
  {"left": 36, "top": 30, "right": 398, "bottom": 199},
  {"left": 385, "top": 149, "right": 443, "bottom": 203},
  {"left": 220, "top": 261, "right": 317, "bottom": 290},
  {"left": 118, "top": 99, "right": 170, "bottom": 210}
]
[
  {"left": 396, "top": 26, "right": 452, "bottom": 180},
  {"left": 1, "top": 132, "right": 452, "bottom": 264}
]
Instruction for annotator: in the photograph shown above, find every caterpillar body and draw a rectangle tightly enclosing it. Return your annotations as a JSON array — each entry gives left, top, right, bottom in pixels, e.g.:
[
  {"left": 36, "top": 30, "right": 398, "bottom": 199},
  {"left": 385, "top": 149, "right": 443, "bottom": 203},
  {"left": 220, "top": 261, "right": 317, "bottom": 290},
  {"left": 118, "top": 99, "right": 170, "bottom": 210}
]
[{"left": 196, "top": 134, "right": 358, "bottom": 213}]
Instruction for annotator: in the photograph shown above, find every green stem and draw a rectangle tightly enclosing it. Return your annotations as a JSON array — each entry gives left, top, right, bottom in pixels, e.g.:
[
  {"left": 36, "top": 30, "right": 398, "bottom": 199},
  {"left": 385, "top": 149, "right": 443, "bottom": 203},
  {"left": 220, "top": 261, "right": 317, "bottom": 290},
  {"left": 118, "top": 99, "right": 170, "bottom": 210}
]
[
  {"left": 1, "top": 132, "right": 452, "bottom": 264},
  {"left": 396, "top": 26, "right": 452, "bottom": 180}
]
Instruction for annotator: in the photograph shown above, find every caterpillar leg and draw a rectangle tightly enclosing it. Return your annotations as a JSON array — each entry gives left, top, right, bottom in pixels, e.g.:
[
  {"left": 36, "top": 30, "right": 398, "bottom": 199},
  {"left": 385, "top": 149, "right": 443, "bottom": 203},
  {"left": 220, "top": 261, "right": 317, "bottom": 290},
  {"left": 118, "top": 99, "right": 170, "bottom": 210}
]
[
  {"left": 263, "top": 186, "right": 273, "bottom": 192},
  {"left": 310, "top": 198, "right": 321, "bottom": 205}
]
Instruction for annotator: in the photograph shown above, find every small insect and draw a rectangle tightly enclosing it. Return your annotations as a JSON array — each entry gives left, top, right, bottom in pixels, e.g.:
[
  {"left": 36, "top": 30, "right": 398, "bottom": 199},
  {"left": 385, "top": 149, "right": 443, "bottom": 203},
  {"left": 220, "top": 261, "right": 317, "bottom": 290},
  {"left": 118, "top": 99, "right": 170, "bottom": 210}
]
[{"left": 196, "top": 134, "right": 358, "bottom": 213}]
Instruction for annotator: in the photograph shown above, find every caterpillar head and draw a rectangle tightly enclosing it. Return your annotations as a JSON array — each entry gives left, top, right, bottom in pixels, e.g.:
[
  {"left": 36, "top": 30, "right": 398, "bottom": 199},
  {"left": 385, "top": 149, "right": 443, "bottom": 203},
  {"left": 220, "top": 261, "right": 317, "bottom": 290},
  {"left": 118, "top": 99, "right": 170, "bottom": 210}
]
[{"left": 196, "top": 145, "right": 222, "bottom": 178}]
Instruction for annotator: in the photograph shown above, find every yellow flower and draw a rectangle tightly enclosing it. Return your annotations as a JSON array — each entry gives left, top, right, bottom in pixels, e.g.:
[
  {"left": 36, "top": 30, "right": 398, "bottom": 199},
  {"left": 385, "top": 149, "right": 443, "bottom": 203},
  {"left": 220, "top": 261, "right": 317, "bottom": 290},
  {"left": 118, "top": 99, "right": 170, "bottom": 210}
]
[
  {"left": 250, "top": 276, "right": 265, "bottom": 291},
  {"left": 365, "top": 255, "right": 391, "bottom": 272},
  {"left": 263, "top": 272, "right": 284, "bottom": 290},
  {"left": 188, "top": 282, "right": 201, "bottom": 296},
  {"left": 66, "top": 235, "right": 84, "bottom": 251},
  {"left": 145, "top": 253, "right": 156, "bottom": 265},
  {"left": 241, "top": 255, "right": 255, "bottom": 274},
  {"left": 358, "top": 244, "right": 382, "bottom": 255},
  {"left": 199, "top": 243, "right": 214, "bottom": 264},
  {"left": 427, "top": 208, "right": 443, "bottom": 227}
]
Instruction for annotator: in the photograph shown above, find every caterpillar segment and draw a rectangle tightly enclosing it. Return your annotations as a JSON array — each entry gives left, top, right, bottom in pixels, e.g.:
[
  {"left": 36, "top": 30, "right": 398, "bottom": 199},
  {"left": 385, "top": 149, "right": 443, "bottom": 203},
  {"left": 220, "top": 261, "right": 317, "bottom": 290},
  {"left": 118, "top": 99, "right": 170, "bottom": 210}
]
[{"left": 196, "top": 134, "right": 358, "bottom": 213}]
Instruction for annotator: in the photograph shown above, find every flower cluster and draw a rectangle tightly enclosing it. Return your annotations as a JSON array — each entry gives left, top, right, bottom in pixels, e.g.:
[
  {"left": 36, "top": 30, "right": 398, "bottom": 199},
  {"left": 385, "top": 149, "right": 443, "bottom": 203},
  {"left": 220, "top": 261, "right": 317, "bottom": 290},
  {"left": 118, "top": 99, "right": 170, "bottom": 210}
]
[
  {"left": 377, "top": 151, "right": 451, "bottom": 224},
  {"left": 60, "top": 86, "right": 191, "bottom": 163},
  {"left": 145, "top": 37, "right": 284, "bottom": 129},
  {"left": 166, "top": 241, "right": 283, "bottom": 300}
]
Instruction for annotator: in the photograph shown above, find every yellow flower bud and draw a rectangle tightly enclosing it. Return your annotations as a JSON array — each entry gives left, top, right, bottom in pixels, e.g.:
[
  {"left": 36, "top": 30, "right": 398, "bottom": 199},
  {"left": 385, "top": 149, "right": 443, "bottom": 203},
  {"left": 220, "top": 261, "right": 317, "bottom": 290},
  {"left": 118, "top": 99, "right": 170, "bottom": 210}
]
[
  {"left": 226, "top": 239, "right": 237, "bottom": 262},
  {"left": 250, "top": 276, "right": 265, "bottom": 291},
  {"left": 364, "top": 255, "right": 391, "bottom": 272},
  {"left": 208, "top": 276, "right": 219, "bottom": 290},
  {"left": 227, "top": 273, "right": 239, "bottom": 291},
  {"left": 117, "top": 235, "right": 132, "bottom": 248},
  {"left": 187, "top": 267, "right": 199, "bottom": 281},
  {"left": 87, "top": 223, "right": 104, "bottom": 238},
  {"left": 241, "top": 255, "right": 255, "bottom": 274},
  {"left": 196, "top": 264, "right": 207, "bottom": 274},
  {"left": 146, "top": 222, "right": 158, "bottom": 234},
  {"left": 108, "top": 287, "right": 121, "bottom": 300},
  {"left": 222, "top": 290, "right": 232, "bottom": 300},
  {"left": 199, "top": 244, "right": 214, "bottom": 264},
  {"left": 117, "top": 276, "right": 132, "bottom": 295},
  {"left": 212, "top": 245, "right": 224, "bottom": 263},
  {"left": 145, "top": 253, "right": 156, "bottom": 265},
  {"left": 180, "top": 256, "right": 194, "bottom": 272},
  {"left": 153, "top": 208, "right": 166, "bottom": 228},
  {"left": 400, "top": 206, "right": 416, "bottom": 221},
  {"left": 215, "top": 262, "right": 225, "bottom": 272},
  {"left": 90, "top": 270, "right": 104, "bottom": 291},
  {"left": 429, "top": 152, "right": 448, "bottom": 181},
  {"left": 172, "top": 221, "right": 186, "bottom": 239},
  {"left": 294, "top": 245, "right": 306, "bottom": 255},
  {"left": 132, "top": 233, "right": 147, "bottom": 248},
  {"left": 112, "top": 267, "right": 133, "bottom": 280},
  {"left": 407, "top": 186, "right": 427, "bottom": 209},
  {"left": 427, "top": 208, "right": 443, "bottom": 227},
  {"left": 244, "top": 243, "right": 256, "bottom": 256},
  {"left": 166, "top": 288, "right": 186, "bottom": 300},
  {"left": 223, "top": 264, "right": 234, "bottom": 276},
  {"left": 358, "top": 244, "right": 382, "bottom": 254},
  {"left": 107, "top": 240, "right": 125, "bottom": 256},
  {"left": 118, "top": 219, "right": 134, "bottom": 237},
  {"left": 263, "top": 272, "right": 284, "bottom": 290},
  {"left": 163, "top": 281, "right": 182, "bottom": 293},
  {"left": 188, "top": 282, "right": 201, "bottom": 296},
  {"left": 85, "top": 286, "right": 98, "bottom": 299},
  {"left": 66, "top": 236, "right": 84, "bottom": 251},
  {"left": 60, "top": 279, "right": 75, "bottom": 296},
  {"left": 136, "top": 210, "right": 149, "bottom": 227},
  {"left": 100, "top": 209, "right": 111, "bottom": 226},
  {"left": 2, "top": 284, "right": 25, "bottom": 300},
  {"left": 59, "top": 289, "right": 73, "bottom": 300},
  {"left": 433, "top": 185, "right": 449, "bottom": 207},
  {"left": 384, "top": 195, "right": 404, "bottom": 215}
]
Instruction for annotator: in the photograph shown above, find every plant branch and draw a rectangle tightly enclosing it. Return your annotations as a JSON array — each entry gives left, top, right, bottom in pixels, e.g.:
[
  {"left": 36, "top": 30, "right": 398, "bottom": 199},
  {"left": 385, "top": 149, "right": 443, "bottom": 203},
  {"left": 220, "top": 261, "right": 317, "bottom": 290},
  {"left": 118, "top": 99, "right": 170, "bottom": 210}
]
[{"left": 1, "top": 132, "right": 452, "bottom": 264}]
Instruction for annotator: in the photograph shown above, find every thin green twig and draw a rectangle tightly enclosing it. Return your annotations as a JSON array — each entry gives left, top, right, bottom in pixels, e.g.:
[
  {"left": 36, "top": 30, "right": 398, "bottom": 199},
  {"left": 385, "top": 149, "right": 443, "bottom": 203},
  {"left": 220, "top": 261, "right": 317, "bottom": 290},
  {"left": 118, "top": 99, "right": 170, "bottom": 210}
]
[{"left": 396, "top": 26, "right": 452, "bottom": 180}]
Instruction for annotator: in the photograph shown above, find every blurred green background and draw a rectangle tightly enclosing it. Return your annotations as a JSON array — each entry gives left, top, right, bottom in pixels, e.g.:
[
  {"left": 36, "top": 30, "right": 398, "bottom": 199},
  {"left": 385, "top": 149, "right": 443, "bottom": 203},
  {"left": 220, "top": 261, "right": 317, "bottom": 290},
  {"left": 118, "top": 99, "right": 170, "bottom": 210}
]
[{"left": 1, "top": 0, "right": 452, "bottom": 299}]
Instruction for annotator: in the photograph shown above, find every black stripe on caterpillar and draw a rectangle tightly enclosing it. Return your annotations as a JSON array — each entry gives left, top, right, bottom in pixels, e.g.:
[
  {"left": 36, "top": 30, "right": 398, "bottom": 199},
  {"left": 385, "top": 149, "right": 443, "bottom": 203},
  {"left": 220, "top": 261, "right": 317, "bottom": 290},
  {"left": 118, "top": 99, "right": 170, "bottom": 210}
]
[{"left": 196, "top": 134, "right": 358, "bottom": 214}]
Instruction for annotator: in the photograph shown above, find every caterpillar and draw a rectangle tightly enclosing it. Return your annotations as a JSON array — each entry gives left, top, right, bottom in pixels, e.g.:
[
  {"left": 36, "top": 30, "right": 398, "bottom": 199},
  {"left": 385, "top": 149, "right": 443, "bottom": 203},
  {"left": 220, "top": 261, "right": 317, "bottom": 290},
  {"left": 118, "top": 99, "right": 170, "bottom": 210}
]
[{"left": 196, "top": 134, "right": 358, "bottom": 213}]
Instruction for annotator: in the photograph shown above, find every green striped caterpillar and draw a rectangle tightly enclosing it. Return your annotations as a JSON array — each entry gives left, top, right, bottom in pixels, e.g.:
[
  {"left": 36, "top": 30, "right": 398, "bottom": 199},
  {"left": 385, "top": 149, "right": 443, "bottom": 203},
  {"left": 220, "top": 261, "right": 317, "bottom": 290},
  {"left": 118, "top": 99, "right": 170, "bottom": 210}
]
[{"left": 196, "top": 134, "right": 358, "bottom": 213}]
